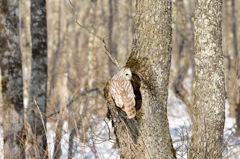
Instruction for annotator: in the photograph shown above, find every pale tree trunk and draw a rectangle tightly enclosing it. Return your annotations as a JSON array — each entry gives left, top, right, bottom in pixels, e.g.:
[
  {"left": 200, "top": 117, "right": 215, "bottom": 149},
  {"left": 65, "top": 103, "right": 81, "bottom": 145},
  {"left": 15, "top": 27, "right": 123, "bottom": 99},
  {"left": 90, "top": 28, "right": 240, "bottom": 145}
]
[
  {"left": 81, "top": 0, "right": 97, "bottom": 143},
  {"left": 53, "top": 1, "right": 70, "bottom": 158},
  {"left": 0, "top": 1, "right": 25, "bottom": 158},
  {"left": 237, "top": 0, "right": 240, "bottom": 136},
  {"left": 27, "top": 0, "right": 48, "bottom": 158},
  {"left": 49, "top": 0, "right": 62, "bottom": 97},
  {"left": 189, "top": 0, "right": 225, "bottom": 158},
  {"left": 222, "top": 0, "right": 238, "bottom": 119},
  {"left": 172, "top": 0, "right": 193, "bottom": 117},
  {"left": 19, "top": 0, "right": 31, "bottom": 110},
  {"left": 231, "top": 0, "right": 240, "bottom": 136},
  {"left": 108, "top": 0, "right": 118, "bottom": 76},
  {"left": 53, "top": 73, "right": 68, "bottom": 159},
  {"left": 126, "top": 0, "right": 134, "bottom": 57},
  {"left": 104, "top": 0, "right": 176, "bottom": 158},
  {"left": 87, "top": 0, "right": 97, "bottom": 89}
]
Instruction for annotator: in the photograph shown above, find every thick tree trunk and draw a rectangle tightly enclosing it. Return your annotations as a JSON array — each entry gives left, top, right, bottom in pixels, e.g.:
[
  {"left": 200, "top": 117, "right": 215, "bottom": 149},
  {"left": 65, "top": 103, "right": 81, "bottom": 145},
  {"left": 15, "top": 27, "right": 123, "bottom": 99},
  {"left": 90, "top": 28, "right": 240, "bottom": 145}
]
[
  {"left": 189, "top": 0, "right": 225, "bottom": 158},
  {"left": 27, "top": 0, "right": 48, "bottom": 158},
  {"left": 0, "top": 0, "right": 25, "bottom": 158},
  {"left": 104, "top": 0, "right": 176, "bottom": 158}
]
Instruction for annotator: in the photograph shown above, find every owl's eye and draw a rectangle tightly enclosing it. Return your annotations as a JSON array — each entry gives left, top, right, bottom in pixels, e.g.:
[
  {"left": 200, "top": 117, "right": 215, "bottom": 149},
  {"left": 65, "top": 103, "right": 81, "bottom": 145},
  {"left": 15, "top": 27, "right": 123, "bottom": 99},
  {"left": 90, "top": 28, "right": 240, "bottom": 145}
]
[{"left": 126, "top": 73, "right": 129, "bottom": 76}]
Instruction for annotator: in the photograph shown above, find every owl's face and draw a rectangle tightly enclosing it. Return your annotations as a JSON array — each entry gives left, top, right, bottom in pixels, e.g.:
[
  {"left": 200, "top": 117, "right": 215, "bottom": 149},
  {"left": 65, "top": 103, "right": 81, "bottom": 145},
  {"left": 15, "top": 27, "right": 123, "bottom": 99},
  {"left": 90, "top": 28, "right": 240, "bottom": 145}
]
[{"left": 120, "top": 68, "right": 132, "bottom": 81}]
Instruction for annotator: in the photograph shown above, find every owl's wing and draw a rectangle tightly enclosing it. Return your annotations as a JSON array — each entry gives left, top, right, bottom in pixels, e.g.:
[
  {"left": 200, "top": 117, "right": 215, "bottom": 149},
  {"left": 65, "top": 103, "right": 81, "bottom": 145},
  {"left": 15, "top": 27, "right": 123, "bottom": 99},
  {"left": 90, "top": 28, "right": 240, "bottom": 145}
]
[
  {"left": 125, "top": 81, "right": 135, "bottom": 98},
  {"left": 109, "top": 81, "right": 124, "bottom": 109},
  {"left": 119, "top": 81, "right": 136, "bottom": 118},
  {"left": 122, "top": 96, "right": 136, "bottom": 119},
  {"left": 112, "top": 94, "right": 124, "bottom": 109}
]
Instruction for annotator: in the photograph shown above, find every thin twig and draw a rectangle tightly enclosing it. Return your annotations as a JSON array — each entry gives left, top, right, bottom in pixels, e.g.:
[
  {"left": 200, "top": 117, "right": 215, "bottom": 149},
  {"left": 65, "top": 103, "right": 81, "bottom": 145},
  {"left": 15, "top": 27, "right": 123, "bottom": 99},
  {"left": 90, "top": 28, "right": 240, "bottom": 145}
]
[
  {"left": 47, "top": 88, "right": 103, "bottom": 118},
  {"left": 68, "top": 0, "right": 120, "bottom": 68},
  {"left": 4, "top": 122, "right": 34, "bottom": 156},
  {"left": 33, "top": 98, "right": 47, "bottom": 138}
]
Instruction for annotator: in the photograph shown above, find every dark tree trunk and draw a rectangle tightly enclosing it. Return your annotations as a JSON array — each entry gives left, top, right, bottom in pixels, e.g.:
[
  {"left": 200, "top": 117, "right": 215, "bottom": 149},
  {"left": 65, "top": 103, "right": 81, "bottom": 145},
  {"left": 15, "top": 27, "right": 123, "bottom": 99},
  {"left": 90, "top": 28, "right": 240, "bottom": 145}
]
[
  {"left": 0, "top": 0, "right": 25, "bottom": 158},
  {"left": 27, "top": 0, "right": 48, "bottom": 158}
]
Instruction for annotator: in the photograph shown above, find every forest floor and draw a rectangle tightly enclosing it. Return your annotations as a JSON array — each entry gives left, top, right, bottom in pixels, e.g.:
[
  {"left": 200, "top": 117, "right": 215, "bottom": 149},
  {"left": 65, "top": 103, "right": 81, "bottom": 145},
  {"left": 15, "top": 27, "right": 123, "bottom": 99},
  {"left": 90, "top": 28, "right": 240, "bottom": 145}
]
[
  {"left": 44, "top": 90, "right": 240, "bottom": 159},
  {"left": 0, "top": 91, "right": 239, "bottom": 159}
]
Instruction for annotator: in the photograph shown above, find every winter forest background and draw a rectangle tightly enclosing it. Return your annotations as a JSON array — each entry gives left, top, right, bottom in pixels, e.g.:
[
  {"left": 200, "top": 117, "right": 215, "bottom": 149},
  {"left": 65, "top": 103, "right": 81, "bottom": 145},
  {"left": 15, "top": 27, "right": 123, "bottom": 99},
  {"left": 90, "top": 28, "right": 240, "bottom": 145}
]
[{"left": 0, "top": 0, "right": 240, "bottom": 158}]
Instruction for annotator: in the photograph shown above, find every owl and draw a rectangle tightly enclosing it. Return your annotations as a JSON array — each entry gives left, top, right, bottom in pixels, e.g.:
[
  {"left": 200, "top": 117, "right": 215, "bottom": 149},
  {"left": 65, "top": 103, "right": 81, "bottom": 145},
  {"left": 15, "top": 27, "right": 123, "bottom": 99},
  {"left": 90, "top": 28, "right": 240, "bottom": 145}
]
[{"left": 109, "top": 68, "right": 136, "bottom": 118}]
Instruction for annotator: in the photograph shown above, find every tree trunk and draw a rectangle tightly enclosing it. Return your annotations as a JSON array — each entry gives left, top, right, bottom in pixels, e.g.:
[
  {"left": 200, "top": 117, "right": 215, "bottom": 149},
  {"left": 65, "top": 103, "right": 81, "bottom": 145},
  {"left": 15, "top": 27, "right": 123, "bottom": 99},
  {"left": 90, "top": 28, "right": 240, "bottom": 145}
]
[
  {"left": 27, "top": 0, "right": 48, "bottom": 158},
  {"left": 49, "top": 0, "right": 62, "bottom": 98},
  {"left": 0, "top": 0, "right": 25, "bottom": 158},
  {"left": 189, "top": 0, "right": 225, "bottom": 158},
  {"left": 222, "top": 0, "right": 238, "bottom": 119},
  {"left": 104, "top": 0, "right": 176, "bottom": 158},
  {"left": 19, "top": 0, "right": 31, "bottom": 110},
  {"left": 53, "top": 73, "right": 68, "bottom": 159},
  {"left": 230, "top": 0, "right": 240, "bottom": 136},
  {"left": 87, "top": 0, "right": 97, "bottom": 89},
  {"left": 108, "top": 0, "right": 118, "bottom": 76},
  {"left": 172, "top": 0, "right": 193, "bottom": 118}
]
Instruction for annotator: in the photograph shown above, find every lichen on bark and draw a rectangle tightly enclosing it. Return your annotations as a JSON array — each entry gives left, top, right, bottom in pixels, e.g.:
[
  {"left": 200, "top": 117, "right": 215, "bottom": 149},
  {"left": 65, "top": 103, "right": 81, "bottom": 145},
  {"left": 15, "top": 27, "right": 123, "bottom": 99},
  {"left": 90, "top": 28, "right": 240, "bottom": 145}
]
[
  {"left": 0, "top": 0, "right": 25, "bottom": 158},
  {"left": 189, "top": 0, "right": 225, "bottom": 158},
  {"left": 27, "top": 0, "right": 48, "bottom": 158}
]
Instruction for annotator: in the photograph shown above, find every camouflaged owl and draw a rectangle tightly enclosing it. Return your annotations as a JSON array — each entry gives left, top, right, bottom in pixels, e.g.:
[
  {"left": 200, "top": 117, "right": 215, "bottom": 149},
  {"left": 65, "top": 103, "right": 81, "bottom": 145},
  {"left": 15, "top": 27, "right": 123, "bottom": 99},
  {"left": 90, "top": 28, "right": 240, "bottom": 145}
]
[{"left": 109, "top": 68, "right": 136, "bottom": 118}]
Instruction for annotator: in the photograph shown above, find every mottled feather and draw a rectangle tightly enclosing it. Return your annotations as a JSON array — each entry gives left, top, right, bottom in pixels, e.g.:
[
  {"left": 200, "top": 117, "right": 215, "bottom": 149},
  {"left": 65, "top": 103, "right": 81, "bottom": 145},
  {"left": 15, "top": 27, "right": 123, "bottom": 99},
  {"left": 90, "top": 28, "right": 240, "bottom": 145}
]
[{"left": 109, "top": 68, "right": 136, "bottom": 118}]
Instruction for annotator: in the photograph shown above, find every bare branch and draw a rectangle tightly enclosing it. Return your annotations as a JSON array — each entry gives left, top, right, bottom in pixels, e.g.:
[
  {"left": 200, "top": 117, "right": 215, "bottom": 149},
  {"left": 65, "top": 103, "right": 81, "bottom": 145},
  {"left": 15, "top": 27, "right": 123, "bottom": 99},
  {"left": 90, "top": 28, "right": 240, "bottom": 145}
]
[
  {"left": 68, "top": 0, "right": 120, "bottom": 69},
  {"left": 33, "top": 98, "right": 47, "bottom": 137},
  {"left": 47, "top": 88, "right": 103, "bottom": 118}
]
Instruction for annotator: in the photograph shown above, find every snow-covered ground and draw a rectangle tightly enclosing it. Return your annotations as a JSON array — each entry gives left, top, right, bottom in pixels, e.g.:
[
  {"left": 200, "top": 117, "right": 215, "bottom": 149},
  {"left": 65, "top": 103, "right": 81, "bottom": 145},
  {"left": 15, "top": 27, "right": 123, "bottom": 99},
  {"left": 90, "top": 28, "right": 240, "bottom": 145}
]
[
  {"left": 168, "top": 89, "right": 240, "bottom": 159},
  {"left": 46, "top": 117, "right": 119, "bottom": 159},
  {"left": 0, "top": 91, "right": 239, "bottom": 159}
]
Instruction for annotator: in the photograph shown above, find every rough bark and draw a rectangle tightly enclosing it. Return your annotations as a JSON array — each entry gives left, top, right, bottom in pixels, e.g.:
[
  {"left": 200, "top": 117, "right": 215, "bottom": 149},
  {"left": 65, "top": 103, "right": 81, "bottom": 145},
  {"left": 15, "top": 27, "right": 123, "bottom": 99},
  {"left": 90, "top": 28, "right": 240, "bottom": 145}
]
[
  {"left": 104, "top": 0, "right": 176, "bottom": 158},
  {"left": 27, "top": 0, "right": 48, "bottom": 158},
  {"left": 189, "top": 0, "right": 225, "bottom": 158},
  {"left": 0, "top": 0, "right": 25, "bottom": 158}
]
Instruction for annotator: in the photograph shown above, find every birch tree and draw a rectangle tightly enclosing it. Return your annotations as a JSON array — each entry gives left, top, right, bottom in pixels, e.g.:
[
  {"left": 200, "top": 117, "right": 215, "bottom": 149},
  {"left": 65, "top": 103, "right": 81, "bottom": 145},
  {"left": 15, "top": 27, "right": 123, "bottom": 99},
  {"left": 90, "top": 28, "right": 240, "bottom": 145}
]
[
  {"left": 104, "top": 0, "right": 176, "bottom": 158},
  {"left": 0, "top": 0, "right": 25, "bottom": 158},
  {"left": 27, "top": 0, "right": 48, "bottom": 158},
  {"left": 189, "top": 0, "right": 225, "bottom": 158}
]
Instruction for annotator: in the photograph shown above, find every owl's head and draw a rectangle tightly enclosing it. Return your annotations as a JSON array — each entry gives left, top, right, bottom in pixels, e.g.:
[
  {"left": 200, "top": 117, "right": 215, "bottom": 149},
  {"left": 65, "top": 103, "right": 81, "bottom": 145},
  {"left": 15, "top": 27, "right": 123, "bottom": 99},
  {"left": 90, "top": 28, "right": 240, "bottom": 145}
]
[{"left": 119, "top": 68, "right": 132, "bottom": 81}]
